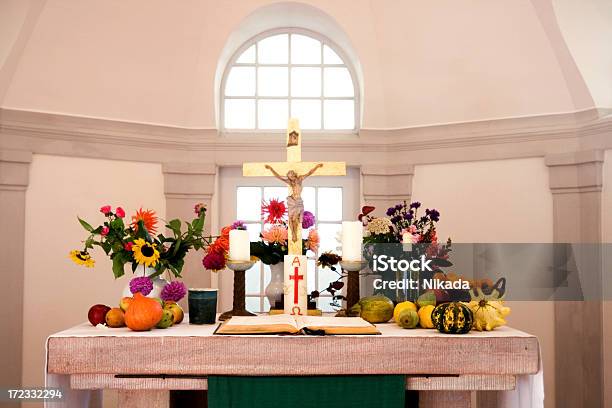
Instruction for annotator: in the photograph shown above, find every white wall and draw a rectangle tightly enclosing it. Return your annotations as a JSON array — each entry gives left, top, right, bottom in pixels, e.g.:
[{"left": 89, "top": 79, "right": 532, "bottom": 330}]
[
  {"left": 553, "top": 0, "right": 612, "bottom": 109},
  {"left": 411, "top": 157, "right": 555, "bottom": 408},
  {"left": 1, "top": 0, "right": 593, "bottom": 128},
  {"left": 22, "top": 155, "right": 165, "bottom": 405}
]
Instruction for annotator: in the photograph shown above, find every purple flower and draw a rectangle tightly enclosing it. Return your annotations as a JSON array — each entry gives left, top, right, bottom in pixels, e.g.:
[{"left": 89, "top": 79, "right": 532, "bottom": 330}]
[
  {"left": 231, "top": 220, "right": 246, "bottom": 230},
  {"left": 426, "top": 209, "right": 440, "bottom": 222},
  {"left": 161, "top": 281, "right": 187, "bottom": 302},
  {"left": 386, "top": 207, "right": 395, "bottom": 216},
  {"left": 302, "top": 211, "right": 315, "bottom": 229},
  {"left": 129, "top": 276, "right": 153, "bottom": 296},
  {"left": 403, "top": 212, "right": 413, "bottom": 220},
  {"left": 410, "top": 202, "right": 421, "bottom": 209}
]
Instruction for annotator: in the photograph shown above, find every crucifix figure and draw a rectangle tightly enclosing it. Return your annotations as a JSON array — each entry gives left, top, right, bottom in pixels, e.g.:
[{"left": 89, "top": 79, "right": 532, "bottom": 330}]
[
  {"left": 264, "top": 163, "right": 323, "bottom": 244},
  {"left": 243, "top": 118, "right": 346, "bottom": 314}
]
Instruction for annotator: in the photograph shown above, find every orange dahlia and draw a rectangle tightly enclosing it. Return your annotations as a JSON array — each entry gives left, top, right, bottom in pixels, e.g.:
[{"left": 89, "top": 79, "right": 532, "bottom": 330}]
[{"left": 131, "top": 208, "right": 158, "bottom": 234}]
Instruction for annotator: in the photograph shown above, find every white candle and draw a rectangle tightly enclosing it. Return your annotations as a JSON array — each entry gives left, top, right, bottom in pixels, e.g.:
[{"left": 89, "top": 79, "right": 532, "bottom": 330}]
[
  {"left": 341, "top": 221, "right": 363, "bottom": 261},
  {"left": 229, "top": 229, "right": 250, "bottom": 261}
]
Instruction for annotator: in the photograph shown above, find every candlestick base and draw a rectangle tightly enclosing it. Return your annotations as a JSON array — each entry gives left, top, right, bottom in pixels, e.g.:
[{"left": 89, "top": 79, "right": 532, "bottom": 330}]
[
  {"left": 219, "top": 258, "right": 257, "bottom": 321},
  {"left": 339, "top": 260, "right": 368, "bottom": 311}
]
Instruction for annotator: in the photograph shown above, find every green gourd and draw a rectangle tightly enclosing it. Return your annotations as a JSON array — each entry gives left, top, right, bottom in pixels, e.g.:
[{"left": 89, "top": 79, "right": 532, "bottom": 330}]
[{"left": 431, "top": 302, "right": 473, "bottom": 334}]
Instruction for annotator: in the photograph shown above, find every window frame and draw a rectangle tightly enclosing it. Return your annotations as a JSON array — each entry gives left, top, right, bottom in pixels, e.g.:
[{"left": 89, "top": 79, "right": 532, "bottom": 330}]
[
  {"left": 238, "top": 185, "right": 343, "bottom": 313},
  {"left": 220, "top": 27, "right": 360, "bottom": 134}
]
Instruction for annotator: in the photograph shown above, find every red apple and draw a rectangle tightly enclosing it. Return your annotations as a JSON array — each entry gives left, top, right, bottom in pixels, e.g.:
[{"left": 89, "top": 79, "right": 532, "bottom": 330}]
[{"left": 88, "top": 304, "right": 111, "bottom": 326}]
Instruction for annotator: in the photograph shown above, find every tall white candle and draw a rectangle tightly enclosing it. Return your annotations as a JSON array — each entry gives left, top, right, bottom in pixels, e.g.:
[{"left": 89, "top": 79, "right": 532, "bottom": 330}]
[
  {"left": 341, "top": 221, "right": 363, "bottom": 261},
  {"left": 229, "top": 229, "right": 250, "bottom": 261}
]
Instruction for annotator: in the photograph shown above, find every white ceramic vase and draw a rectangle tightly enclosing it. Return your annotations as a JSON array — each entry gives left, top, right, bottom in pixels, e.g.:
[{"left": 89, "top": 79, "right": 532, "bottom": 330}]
[
  {"left": 265, "top": 262, "right": 284, "bottom": 309},
  {"left": 122, "top": 266, "right": 168, "bottom": 298}
]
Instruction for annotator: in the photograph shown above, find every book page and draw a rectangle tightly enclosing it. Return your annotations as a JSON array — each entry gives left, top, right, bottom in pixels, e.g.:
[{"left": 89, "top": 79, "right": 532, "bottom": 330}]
[
  {"left": 227, "top": 314, "right": 297, "bottom": 327},
  {"left": 216, "top": 314, "right": 299, "bottom": 335},
  {"left": 295, "top": 316, "right": 378, "bottom": 332}
]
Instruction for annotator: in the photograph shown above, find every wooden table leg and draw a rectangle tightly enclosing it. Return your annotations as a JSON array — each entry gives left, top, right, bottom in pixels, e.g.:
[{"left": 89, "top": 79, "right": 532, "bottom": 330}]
[
  {"left": 477, "top": 391, "right": 499, "bottom": 408},
  {"left": 420, "top": 391, "right": 471, "bottom": 408},
  {"left": 118, "top": 390, "right": 169, "bottom": 408}
]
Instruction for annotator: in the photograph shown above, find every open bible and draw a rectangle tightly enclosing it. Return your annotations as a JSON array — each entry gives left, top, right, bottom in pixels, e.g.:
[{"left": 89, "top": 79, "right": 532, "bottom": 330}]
[{"left": 215, "top": 314, "right": 380, "bottom": 335}]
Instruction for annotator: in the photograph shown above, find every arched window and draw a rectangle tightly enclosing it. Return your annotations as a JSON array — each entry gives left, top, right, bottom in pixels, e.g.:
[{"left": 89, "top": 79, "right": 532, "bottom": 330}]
[{"left": 221, "top": 29, "right": 359, "bottom": 132}]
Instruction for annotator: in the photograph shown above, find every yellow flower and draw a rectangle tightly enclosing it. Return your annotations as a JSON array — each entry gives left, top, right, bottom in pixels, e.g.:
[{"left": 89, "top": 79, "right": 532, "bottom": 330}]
[
  {"left": 131, "top": 238, "right": 160, "bottom": 267},
  {"left": 69, "top": 250, "right": 95, "bottom": 268}
]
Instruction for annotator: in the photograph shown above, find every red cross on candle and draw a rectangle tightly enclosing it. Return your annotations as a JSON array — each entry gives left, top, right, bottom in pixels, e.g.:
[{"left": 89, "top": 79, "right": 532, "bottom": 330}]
[{"left": 289, "top": 266, "right": 304, "bottom": 304}]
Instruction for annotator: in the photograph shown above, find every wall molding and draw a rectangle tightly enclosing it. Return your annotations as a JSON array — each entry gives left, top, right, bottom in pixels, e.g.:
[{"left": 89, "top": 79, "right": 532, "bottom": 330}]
[{"left": 1, "top": 108, "right": 611, "bottom": 167}]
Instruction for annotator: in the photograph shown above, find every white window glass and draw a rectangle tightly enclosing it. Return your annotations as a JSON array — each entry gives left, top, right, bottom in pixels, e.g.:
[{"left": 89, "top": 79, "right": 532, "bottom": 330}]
[
  {"left": 291, "top": 67, "right": 321, "bottom": 97},
  {"left": 317, "top": 223, "right": 342, "bottom": 253},
  {"left": 245, "top": 223, "right": 262, "bottom": 242},
  {"left": 237, "top": 187, "right": 262, "bottom": 220},
  {"left": 258, "top": 34, "right": 288, "bottom": 64},
  {"left": 235, "top": 185, "right": 344, "bottom": 312},
  {"left": 317, "top": 188, "right": 342, "bottom": 221},
  {"left": 225, "top": 67, "right": 255, "bottom": 96},
  {"left": 263, "top": 186, "right": 288, "bottom": 202},
  {"left": 236, "top": 45, "right": 256, "bottom": 63},
  {"left": 324, "top": 100, "right": 354, "bottom": 130},
  {"left": 323, "top": 45, "right": 343, "bottom": 64},
  {"left": 291, "top": 100, "right": 321, "bottom": 130},
  {"left": 258, "top": 99, "right": 288, "bottom": 129},
  {"left": 246, "top": 297, "right": 261, "bottom": 311},
  {"left": 323, "top": 67, "right": 354, "bottom": 97},
  {"left": 224, "top": 99, "right": 255, "bottom": 129},
  {"left": 291, "top": 34, "right": 321, "bottom": 64},
  {"left": 246, "top": 263, "right": 260, "bottom": 293},
  {"left": 258, "top": 67, "right": 288, "bottom": 96},
  {"left": 302, "top": 187, "right": 316, "bottom": 213},
  {"left": 223, "top": 31, "right": 357, "bottom": 131}
]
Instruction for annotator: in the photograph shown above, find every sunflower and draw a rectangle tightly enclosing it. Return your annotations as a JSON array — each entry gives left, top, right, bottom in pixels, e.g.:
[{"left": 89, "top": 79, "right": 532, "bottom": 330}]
[
  {"left": 69, "top": 250, "right": 95, "bottom": 268},
  {"left": 131, "top": 238, "right": 160, "bottom": 267},
  {"left": 131, "top": 208, "right": 158, "bottom": 234}
]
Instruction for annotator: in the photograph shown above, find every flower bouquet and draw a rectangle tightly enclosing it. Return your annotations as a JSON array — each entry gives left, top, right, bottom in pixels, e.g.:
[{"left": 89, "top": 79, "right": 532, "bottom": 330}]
[
  {"left": 249, "top": 198, "right": 319, "bottom": 265},
  {"left": 359, "top": 201, "right": 453, "bottom": 301},
  {"left": 71, "top": 204, "right": 215, "bottom": 300}
]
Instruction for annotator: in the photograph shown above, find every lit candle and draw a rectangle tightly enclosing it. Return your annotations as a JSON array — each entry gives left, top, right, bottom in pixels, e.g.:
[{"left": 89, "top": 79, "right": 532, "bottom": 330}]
[
  {"left": 342, "top": 221, "right": 363, "bottom": 261},
  {"left": 229, "top": 229, "right": 250, "bottom": 261}
]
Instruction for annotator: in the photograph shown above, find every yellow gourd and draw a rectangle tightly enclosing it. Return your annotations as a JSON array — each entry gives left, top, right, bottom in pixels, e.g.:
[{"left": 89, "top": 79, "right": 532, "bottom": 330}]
[{"left": 466, "top": 287, "right": 511, "bottom": 331}]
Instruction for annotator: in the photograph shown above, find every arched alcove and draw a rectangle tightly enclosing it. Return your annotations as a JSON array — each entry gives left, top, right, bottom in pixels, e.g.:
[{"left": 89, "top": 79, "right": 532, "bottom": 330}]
[{"left": 214, "top": 2, "right": 364, "bottom": 131}]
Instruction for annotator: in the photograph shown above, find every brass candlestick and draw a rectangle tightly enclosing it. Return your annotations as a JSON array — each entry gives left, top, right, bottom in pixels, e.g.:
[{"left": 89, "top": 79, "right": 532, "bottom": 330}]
[
  {"left": 219, "top": 257, "right": 257, "bottom": 321},
  {"left": 339, "top": 259, "right": 368, "bottom": 310}
]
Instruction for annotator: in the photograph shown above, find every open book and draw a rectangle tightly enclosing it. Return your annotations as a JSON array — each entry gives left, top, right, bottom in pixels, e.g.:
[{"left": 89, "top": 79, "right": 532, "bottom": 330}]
[{"left": 215, "top": 314, "right": 380, "bottom": 335}]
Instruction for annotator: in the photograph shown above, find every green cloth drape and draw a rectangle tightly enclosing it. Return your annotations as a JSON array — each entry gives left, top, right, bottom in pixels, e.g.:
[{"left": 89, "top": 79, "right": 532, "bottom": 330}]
[{"left": 208, "top": 375, "right": 405, "bottom": 408}]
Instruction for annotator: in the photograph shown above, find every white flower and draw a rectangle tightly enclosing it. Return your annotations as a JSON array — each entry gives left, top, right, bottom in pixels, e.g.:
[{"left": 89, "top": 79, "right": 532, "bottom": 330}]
[{"left": 366, "top": 217, "right": 392, "bottom": 235}]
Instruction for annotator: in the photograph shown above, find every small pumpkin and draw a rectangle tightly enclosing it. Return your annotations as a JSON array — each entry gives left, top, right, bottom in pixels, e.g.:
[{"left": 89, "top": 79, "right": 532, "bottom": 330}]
[
  {"left": 431, "top": 302, "right": 473, "bottom": 334},
  {"left": 125, "top": 292, "right": 163, "bottom": 331}
]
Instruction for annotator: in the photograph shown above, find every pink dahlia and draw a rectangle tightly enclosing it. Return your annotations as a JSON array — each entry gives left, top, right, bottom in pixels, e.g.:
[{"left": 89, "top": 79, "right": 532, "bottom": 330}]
[
  {"left": 306, "top": 229, "right": 320, "bottom": 252},
  {"left": 129, "top": 276, "right": 153, "bottom": 296},
  {"left": 203, "top": 251, "right": 226, "bottom": 271},
  {"left": 262, "top": 225, "right": 288, "bottom": 244},
  {"left": 161, "top": 281, "right": 187, "bottom": 302}
]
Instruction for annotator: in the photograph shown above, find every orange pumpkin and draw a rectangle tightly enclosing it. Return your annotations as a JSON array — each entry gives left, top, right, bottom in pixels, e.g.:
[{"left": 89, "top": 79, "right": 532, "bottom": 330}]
[{"left": 125, "top": 292, "right": 163, "bottom": 331}]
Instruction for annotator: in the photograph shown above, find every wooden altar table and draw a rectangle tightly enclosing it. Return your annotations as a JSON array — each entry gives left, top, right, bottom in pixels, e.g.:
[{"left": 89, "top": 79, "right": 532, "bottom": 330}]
[{"left": 46, "top": 318, "right": 539, "bottom": 408}]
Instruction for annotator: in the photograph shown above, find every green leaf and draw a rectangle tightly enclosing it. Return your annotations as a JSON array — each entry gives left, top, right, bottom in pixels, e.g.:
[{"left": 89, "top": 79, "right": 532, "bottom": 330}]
[
  {"left": 112, "top": 256, "right": 125, "bottom": 279},
  {"left": 110, "top": 217, "right": 125, "bottom": 231},
  {"left": 167, "top": 219, "right": 182, "bottom": 236},
  {"left": 78, "top": 217, "right": 94, "bottom": 232},
  {"left": 131, "top": 262, "right": 138, "bottom": 273}
]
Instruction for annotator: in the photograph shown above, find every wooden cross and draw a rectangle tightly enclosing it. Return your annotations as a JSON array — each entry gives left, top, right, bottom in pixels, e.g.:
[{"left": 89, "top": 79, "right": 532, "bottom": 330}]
[{"left": 243, "top": 118, "right": 346, "bottom": 255}]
